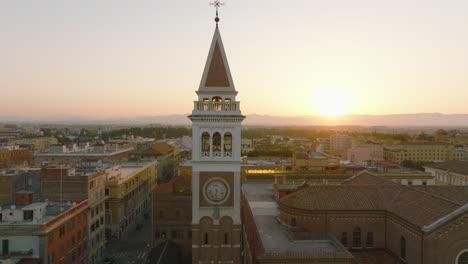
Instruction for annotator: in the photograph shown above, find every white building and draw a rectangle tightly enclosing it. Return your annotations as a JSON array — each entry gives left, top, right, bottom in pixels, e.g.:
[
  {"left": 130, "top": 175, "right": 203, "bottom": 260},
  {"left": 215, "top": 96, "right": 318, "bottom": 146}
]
[{"left": 330, "top": 134, "right": 353, "bottom": 154}]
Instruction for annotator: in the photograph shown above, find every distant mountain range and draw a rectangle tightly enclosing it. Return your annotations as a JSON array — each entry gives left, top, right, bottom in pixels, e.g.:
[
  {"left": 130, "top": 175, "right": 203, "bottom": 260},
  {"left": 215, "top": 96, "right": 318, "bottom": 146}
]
[{"left": 1, "top": 113, "right": 468, "bottom": 127}]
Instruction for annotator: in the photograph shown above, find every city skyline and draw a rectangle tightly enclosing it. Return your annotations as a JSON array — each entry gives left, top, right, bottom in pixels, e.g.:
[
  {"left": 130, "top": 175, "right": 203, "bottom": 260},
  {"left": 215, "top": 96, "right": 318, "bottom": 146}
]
[{"left": 2, "top": 0, "right": 468, "bottom": 118}]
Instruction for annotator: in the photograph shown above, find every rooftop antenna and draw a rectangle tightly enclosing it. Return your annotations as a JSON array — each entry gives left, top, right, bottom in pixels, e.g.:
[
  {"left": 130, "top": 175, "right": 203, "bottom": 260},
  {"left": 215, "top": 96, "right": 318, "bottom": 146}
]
[{"left": 210, "top": 0, "right": 225, "bottom": 27}]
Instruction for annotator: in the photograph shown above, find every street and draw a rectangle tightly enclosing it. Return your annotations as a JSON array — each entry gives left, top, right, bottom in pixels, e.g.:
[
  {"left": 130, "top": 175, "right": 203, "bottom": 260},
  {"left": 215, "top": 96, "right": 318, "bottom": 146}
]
[{"left": 103, "top": 216, "right": 152, "bottom": 264}]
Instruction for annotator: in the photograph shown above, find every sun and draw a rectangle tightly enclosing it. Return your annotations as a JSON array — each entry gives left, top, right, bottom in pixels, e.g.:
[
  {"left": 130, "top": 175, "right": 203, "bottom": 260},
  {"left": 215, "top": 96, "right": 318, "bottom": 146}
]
[{"left": 313, "top": 88, "right": 352, "bottom": 116}]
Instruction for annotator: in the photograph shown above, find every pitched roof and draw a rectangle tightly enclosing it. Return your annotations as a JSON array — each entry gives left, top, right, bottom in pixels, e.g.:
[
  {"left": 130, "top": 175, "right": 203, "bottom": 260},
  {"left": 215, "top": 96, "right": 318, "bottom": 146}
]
[
  {"left": 424, "top": 160, "right": 468, "bottom": 175},
  {"left": 280, "top": 171, "right": 467, "bottom": 229},
  {"left": 387, "top": 187, "right": 460, "bottom": 227},
  {"left": 341, "top": 171, "right": 395, "bottom": 185},
  {"left": 141, "top": 142, "right": 173, "bottom": 156},
  {"left": 280, "top": 185, "right": 401, "bottom": 211},
  {"left": 198, "top": 27, "right": 235, "bottom": 91},
  {"left": 154, "top": 174, "right": 191, "bottom": 193},
  {"left": 411, "top": 185, "right": 468, "bottom": 204}
]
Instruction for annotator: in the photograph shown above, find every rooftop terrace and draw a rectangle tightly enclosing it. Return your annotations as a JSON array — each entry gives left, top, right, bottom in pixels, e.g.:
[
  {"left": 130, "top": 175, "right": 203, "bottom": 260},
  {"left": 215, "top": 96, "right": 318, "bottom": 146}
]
[{"left": 242, "top": 182, "right": 352, "bottom": 259}]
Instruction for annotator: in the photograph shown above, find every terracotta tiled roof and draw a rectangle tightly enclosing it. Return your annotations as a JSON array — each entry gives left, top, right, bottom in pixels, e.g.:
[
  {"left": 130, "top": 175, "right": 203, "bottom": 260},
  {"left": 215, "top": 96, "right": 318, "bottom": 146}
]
[
  {"left": 280, "top": 171, "right": 466, "bottom": 228},
  {"left": 342, "top": 171, "right": 396, "bottom": 185},
  {"left": 281, "top": 185, "right": 401, "bottom": 211},
  {"left": 411, "top": 185, "right": 468, "bottom": 204},
  {"left": 205, "top": 41, "right": 230, "bottom": 87},
  {"left": 424, "top": 160, "right": 468, "bottom": 175},
  {"left": 154, "top": 174, "right": 191, "bottom": 193},
  {"left": 387, "top": 187, "right": 460, "bottom": 227},
  {"left": 142, "top": 142, "right": 173, "bottom": 156}
]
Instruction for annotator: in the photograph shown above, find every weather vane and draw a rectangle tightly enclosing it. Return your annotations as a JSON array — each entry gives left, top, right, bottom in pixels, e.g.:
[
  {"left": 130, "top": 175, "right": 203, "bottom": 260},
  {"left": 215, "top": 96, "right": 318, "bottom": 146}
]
[{"left": 210, "top": 0, "right": 225, "bottom": 26}]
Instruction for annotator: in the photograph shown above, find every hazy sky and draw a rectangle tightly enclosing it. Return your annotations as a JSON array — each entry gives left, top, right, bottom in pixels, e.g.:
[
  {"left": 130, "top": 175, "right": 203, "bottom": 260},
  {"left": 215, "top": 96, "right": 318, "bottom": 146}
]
[{"left": 1, "top": 0, "right": 468, "bottom": 118}]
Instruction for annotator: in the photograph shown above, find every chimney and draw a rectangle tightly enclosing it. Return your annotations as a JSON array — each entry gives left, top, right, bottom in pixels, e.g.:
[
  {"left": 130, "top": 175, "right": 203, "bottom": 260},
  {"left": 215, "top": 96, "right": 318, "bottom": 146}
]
[{"left": 15, "top": 190, "right": 33, "bottom": 205}]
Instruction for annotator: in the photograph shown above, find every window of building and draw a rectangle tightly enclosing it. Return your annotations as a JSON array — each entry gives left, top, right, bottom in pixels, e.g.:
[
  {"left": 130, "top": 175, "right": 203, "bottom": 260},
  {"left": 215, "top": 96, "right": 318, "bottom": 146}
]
[
  {"left": 59, "top": 226, "right": 66, "bottom": 238},
  {"left": 400, "top": 236, "right": 406, "bottom": 260},
  {"left": 204, "top": 233, "right": 209, "bottom": 245},
  {"left": 352, "top": 227, "right": 361, "bottom": 248},
  {"left": 155, "top": 230, "right": 166, "bottom": 239},
  {"left": 457, "top": 250, "right": 468, "bottom": 264},
  {"left": 49, "top": 251, "right": 55, "bottom": 263},
  {"left": 291, "top": 217, "right": 297, "bottom": 227},
  {"left": 23, "top": 210, "right": 33, "bottom": 221},
  {"left": 341, "top": 232, "right": 348, "bottom": 247},
  {"left": 89, "top": 180, "right": 95, "bottom": 190},
  {"left": 48, "top": 232, "right": 54, "bottom": 245},
  {"left": 366, "top": 232, "right": 374, "bottom": 248},
  {"left": 224, "top": 233, "right": 229, "bottom": 244}
]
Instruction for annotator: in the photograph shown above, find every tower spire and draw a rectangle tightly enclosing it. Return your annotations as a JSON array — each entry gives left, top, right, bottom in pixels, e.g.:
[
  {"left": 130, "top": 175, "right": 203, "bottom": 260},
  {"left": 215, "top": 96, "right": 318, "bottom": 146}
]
[{"left": 210, "top": 0, "right": 225, "bottom": 27}]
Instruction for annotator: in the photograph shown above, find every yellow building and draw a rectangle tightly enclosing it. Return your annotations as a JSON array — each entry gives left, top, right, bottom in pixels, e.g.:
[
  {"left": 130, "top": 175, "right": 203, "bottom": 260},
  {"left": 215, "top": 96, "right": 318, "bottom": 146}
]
[
  {"left": 13, "top": 137, "right": 58, "bottom": 150},
  {"left": 105, "top": 159, "right": 157, "bottom": 239},
  {"left": 292, "top": 152, "right": 338, "bottom": 171},
  {"left": 383, "top": 142, "right": 464, "bottom": 164},
  {"left": 423, "top": 160, "right": 468, "bottom": 185}
]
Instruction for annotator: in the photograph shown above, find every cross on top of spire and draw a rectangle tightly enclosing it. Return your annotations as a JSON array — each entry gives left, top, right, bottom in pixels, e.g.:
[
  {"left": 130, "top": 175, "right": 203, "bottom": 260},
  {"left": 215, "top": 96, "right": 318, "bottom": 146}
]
[{"left": 210, "top": 0, "right": 225, "bottom": 26}]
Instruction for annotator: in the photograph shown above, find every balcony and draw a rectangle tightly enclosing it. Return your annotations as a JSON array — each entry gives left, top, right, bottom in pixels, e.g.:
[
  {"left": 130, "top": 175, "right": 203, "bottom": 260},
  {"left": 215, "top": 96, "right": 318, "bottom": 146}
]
[{"left": 192, "top": 101, "right": 241, "bottom": 115}]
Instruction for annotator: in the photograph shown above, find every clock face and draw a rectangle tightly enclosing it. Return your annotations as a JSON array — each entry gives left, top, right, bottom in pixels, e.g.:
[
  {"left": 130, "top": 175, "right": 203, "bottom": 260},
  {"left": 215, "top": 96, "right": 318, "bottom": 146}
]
[{"left": 206, "top": 181, "right": 227, "bottom": 202}]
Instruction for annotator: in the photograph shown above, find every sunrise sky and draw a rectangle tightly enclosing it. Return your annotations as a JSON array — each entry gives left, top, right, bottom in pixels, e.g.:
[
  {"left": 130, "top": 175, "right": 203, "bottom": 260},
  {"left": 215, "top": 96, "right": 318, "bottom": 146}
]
[{"left": 1, "top": 0, "right": 468, "bottom": 118}]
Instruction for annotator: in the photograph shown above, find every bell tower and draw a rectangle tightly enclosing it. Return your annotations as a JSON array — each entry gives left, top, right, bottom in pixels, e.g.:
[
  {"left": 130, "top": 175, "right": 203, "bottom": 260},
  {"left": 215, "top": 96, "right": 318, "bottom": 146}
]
[{"left": 189, "top": 3, "right": 244, "bottom": 263}]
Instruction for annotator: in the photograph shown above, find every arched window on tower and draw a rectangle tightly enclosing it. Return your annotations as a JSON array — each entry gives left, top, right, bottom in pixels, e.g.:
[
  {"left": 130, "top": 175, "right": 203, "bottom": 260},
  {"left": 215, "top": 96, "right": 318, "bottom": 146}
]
[
  {"left": 212, "top": 132, "right": 221, "bottom": 157},
  {"left": 201, "top": 132, "right": 210, "bottom": 157},
  {"left": 224, "top": 233, "right": 229, "bottom": 244},
  {"left": 352, "top": 227, "right": 361, "bottom": 248},
  {"left": 203, "top": 98, "right": 209, "bottom": 111},
  {"left": 204, "top": 233, "right": 209, "bottom": 245},
  {"left": 224, "top": 132, "right": 232, "bottom": 157},
  {"left": 212, "top": 96, "right": 222, "bottom": 111}
]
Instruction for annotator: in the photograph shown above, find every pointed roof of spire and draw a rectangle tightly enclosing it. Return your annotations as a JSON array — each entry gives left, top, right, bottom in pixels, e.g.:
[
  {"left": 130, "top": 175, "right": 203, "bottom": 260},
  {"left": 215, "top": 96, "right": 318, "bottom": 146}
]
[{"left": 198, "top": 27, "right": 236, "bottom": 92}]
